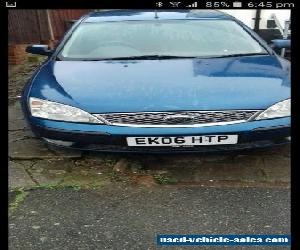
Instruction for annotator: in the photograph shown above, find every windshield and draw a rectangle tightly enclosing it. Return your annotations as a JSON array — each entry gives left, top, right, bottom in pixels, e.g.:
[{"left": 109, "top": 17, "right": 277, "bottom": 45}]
[{"left": 59, "top": 20, "right": 267, "bottom": 60}]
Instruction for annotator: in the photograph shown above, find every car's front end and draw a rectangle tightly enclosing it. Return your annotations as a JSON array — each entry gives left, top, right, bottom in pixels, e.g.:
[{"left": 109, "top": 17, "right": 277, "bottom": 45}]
[
  {"left": 21, "top": 10, "right": 291, "bottom": 153},
  {"left": 24, "top": 109, "right": 290, "bottom": 153}
]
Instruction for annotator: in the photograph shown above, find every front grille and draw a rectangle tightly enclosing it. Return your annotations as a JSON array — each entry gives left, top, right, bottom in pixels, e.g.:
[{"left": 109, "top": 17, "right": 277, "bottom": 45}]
[{"left": 95, "top": 110, "right": 260, "bottom": 127}]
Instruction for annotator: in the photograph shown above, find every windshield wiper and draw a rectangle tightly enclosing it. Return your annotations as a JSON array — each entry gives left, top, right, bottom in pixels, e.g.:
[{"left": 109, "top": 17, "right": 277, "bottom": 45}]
[
  {"left": 203, "top": 52, "right": 269, "bottom": 59},
  {"left": 56, "top": 53, "right": 269, "bottom": 61},
  {"left": 103, "top": 53, "right": 269, "bottom": 60},
  {"left": 105, "top": 55, "right": 197, "bottom": 60},
  {"left": 76, "top": 55, "right": 197, "bottom": 61}
]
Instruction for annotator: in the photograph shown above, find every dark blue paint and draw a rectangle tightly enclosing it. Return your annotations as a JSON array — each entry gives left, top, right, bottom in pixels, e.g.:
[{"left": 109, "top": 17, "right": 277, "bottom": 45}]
[{"left": 28, "top": 55, "right": 290, "bottom": 113}]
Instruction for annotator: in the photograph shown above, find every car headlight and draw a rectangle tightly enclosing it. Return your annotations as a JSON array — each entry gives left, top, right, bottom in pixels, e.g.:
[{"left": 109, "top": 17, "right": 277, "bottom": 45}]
[
  {"left": 29, "top": 97, "right": 104, "bottom": 124},
  {"left": 255, "top": 99, "right": 290, "bottom": 120}
]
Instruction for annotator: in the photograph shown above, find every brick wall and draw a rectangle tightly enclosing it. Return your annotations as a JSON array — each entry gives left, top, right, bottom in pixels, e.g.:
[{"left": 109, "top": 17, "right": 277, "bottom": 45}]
[{"left": 8, "top": 44, "right": 28, "bottom": 65}]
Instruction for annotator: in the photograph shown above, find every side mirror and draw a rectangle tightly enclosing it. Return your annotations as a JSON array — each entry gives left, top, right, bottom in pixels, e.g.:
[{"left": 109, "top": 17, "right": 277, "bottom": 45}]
[
  {"left": 270, "top": 39, "right": 291, "bottom": 49},
  {"left": 267, "top": 19, "right": 277, "bottom": 29},
  {"left": 26, "top": 45, "right": 53, "bottom": 56}
]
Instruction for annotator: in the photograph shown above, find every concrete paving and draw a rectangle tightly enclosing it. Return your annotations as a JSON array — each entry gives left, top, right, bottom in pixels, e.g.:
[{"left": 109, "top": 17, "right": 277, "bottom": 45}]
[
  {"left": 9, "top": 185, "right": 290, "bottom": 250},
  {"left": 9, "top": 102, "right": 82, "bottom": 160},
  {"left": 9, "top": 161, "right": 36, "bottom": 189}
]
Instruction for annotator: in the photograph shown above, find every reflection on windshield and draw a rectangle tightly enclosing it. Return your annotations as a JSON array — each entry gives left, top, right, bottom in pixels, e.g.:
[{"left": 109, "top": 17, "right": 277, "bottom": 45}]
[{"left": 59, "top": 20, "right": 267, "bottom": 60}]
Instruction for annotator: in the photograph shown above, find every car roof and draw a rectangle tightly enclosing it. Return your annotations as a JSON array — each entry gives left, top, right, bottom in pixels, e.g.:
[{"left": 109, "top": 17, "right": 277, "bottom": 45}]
[{"left": 84, "top": 10, "right": 234, "bottom": 22}]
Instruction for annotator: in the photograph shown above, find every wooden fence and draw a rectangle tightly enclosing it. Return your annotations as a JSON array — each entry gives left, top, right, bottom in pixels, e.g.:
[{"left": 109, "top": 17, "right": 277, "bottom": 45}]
[{"left": 8, "top": 9, "right": 91, "bottom": 44}]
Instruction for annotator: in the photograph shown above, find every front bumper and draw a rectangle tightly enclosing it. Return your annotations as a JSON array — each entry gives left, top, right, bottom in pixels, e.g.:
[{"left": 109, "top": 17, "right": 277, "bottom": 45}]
[{"left": 27, "top": 116, "right": 290, "bottom": 153}]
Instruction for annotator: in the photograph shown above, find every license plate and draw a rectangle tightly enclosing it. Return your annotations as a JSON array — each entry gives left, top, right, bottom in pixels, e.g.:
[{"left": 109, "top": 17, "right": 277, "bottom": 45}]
[{"left": 126, "top": 135, "right": 238, "bottom": 147}]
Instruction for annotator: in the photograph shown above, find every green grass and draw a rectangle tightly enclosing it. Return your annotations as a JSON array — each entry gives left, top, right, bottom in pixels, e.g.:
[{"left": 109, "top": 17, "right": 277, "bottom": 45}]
[{"left": 153, "top": 174, "right": 178, "bottom": 185}]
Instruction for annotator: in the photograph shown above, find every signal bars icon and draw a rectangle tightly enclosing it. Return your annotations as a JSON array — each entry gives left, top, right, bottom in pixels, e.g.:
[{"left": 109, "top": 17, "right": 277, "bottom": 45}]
[{"left": 186, "top": 2, "right": 198, "bottom": 7}]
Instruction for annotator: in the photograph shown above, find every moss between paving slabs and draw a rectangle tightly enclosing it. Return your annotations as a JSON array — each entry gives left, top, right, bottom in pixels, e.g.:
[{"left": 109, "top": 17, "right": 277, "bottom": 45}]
[
  {"left": 31, "top": 183, "right": 82, "bottom": 191},
  {"left": 60, "top": 174, "right": 111, "bottom": 189},
  {"left": 27, "top": 174, "right": 112, "bottom": 190},
  {"left": 8, "top": 178, "right": 109, "bottom": 216},
  {"left": 9, "top": 189, "right": 28, "bottom": 215}
]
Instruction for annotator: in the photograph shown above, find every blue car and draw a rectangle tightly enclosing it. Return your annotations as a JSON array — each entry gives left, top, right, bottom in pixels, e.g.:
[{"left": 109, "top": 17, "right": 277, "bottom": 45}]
[{"left": 21, "top": 10, "right": 290, "bottom": 153}]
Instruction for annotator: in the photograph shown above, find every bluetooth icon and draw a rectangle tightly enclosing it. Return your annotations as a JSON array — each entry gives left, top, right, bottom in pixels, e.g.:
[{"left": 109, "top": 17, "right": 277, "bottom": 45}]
[{"left": 156, "top": 2, "right": 163, "bottom": 7}]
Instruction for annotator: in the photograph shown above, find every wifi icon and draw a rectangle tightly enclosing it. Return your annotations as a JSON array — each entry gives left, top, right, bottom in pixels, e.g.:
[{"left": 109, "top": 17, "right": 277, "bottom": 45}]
[{"left": 186, "top": 2, "right": 198, "bottom": 7}]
